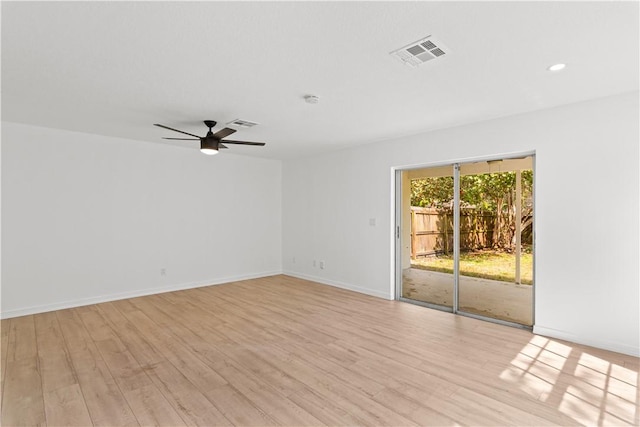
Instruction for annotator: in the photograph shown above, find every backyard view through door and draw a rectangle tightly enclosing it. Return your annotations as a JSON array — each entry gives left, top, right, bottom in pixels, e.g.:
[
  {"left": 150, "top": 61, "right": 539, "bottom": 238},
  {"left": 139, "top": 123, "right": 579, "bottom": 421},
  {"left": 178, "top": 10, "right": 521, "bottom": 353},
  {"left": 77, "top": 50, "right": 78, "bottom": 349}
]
[
  {"left": 400, "top": 165, "right": 454, "bottom": 309},
  {"left": 399, "top": 156, "right": 534, "bottom": 327}
]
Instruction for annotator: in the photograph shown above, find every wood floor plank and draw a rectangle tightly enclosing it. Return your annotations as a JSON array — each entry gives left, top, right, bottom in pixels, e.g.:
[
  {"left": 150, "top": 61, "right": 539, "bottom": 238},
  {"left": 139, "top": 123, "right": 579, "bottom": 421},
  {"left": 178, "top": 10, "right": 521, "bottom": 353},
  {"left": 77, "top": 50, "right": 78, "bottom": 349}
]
[
  {"left": 109, "top": 304, "right": 231, "bottom": 426},
  {"left": 93, "top": 338, "right": 154, "bottom": 393},
  {"left": 371, "top": 387, "right": 458, "bottom": 426},
  {"left": 210, "top": 361, "right": 325, "bottom": 427},
  {"left": 1, "top": 356, "right": 46, "bottom": 426},
  {"left": 118, "top": 303, "right": 228, "bottom": 392},
  {"left": 204, "top": 384, "right": 277, "bottom": 426},
  {"left": 138, "top": 295, "right": 333, "bottom": 424},
  {"left": 91, "top": 326, "right": 212, "bottom": 426},
  {"left": 128, "top": 296, "right": 326, "bottom": 426},
  {"left": 34, "top": 312, "right": 78, "bottom": 393},
  {"left": 122, "top": 385, "right": 188, "bottom": 427},
  {"left": 56, "top": 309, "right": 139, "bottom": 426},
  {"left": 1, "top": 315, "right": 46, "bottom": 426},
  {"left": 92, "top": 304, "right": 205, "bottom": 426},
  {"left": 34, "top": 312, "right": 93, "bottom": 426},
  {"left": 42, "top": 384, "right": 92, "bottom": 427},
  {"left": 6, "top": 315, "right": 38, "bottom": 362},
  {"left": 1, "top": 319, "right": 11, "bottom": 407},
  {"left": 1, "top": 275, "right": 638, "bottom": 426},
  {"left": 95, "top": 303, "right": 166, "bottom": 368},
  {"left": 139, "top": 360, "right": 232, "bottom": 426},
  {"left": 75, "top": 305, "right": 119, "bottom": 342},
  {"left": 222, "top": 347, "right": 314, "bottom": 398},
  {"left": 79, "top": 311, "right": 186, "bottom": 427},
  {"left": 254, "top": 341, "right": 419, "bottom": 426},
  {"left": 288, "top": 388, "right": 372, "bottom": 426}
]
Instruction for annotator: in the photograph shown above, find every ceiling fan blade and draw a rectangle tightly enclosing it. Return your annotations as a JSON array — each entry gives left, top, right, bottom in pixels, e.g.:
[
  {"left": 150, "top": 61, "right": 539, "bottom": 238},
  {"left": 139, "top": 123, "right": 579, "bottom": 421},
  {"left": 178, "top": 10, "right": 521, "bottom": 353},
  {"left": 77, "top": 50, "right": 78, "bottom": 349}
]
[
  {"left": 212, "top": 127, "right": 237, "bottom": 139},
  {"left": 220, "top": 140, "right": 266, "bottom": 146},
  {"left": 154, "top": 123, "right": 202, "bottom": 138},
  {"left": 218, "top": 143, "right": 229, "bottom": 149},
  {"left": 162, "top": 137, "right": 200, "bottom": 140}
]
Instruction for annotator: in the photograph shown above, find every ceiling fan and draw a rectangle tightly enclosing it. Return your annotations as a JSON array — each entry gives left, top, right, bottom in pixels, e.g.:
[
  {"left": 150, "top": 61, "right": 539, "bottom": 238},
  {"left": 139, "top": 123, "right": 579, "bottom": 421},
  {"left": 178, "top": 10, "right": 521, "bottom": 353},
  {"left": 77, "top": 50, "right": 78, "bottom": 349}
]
[{"left": 154, "top": 120, "right": 266, "bottom": 155}]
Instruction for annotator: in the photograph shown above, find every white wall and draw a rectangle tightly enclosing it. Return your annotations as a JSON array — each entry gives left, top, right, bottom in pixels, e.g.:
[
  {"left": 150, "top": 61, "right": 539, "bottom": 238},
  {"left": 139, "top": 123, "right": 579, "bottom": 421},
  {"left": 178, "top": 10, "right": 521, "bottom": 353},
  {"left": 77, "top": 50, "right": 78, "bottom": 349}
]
[
  {"left": 1, "top": 122, "right": 282, "bottom": 318},
  {"left": 282, "top": 91, "right": 640, "bottom": 356}
]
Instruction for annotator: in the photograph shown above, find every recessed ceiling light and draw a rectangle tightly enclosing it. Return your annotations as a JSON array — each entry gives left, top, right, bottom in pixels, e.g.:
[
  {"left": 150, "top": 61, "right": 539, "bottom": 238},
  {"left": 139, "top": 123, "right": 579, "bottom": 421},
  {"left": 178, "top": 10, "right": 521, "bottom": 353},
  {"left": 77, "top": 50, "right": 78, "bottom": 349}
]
[{"left": 547, "top": 63, "right": 566, "bottom": 72}]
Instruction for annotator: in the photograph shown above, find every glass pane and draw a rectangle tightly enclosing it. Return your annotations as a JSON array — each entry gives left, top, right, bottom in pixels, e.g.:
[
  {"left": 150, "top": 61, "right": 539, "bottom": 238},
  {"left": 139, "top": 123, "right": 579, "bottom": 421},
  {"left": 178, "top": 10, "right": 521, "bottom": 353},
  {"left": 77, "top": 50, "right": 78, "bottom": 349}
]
[
  {"left": 457, "top": 157, "right": 534, "bottom": 326},
  {"left": 400, "top": 167, "right": 454, "bottom": 309}
]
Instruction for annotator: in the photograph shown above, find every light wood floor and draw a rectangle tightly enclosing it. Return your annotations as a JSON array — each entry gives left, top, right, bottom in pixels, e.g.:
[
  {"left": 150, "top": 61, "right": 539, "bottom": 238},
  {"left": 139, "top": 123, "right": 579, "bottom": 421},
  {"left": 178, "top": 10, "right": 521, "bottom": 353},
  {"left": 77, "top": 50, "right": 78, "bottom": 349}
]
[{"left": 1, "top": 275, "right": 638, "bottom": 426}]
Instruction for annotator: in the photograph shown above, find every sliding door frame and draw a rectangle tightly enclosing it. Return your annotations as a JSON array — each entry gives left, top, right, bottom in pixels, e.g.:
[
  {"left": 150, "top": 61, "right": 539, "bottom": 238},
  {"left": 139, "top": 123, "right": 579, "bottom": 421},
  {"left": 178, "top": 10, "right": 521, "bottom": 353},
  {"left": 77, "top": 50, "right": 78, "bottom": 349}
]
[{"left": 393, "top": 151, "right": 536, "bottom": 329}]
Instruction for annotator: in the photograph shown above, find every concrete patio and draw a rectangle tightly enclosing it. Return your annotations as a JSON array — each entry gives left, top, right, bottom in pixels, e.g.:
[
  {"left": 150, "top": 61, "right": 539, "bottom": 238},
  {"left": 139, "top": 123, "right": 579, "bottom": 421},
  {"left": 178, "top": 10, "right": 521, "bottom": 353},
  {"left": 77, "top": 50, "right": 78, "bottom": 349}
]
[{"left": 402, "top": 268, "right": 533, "bottom": 325}]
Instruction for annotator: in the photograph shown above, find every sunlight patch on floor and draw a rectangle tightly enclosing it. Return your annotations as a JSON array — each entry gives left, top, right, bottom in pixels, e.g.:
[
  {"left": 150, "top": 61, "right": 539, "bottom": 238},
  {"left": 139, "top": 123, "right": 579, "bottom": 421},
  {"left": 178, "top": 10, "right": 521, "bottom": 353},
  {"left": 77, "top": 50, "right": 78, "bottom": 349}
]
[
  {"left": 559, "top": 353, "right": 638, "bottom": 425},
  {"left": 500, "top": 336, "right": 639, "bottom": 425},
  {"left": 499, "top": 335, "right": 569, "bottom": 400}
]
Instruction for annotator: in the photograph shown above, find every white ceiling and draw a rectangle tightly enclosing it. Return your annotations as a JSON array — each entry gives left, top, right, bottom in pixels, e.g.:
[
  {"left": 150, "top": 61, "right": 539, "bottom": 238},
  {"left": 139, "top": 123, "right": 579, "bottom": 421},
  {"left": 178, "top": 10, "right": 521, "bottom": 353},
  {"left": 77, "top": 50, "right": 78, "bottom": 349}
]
[{"left": 2, "top": 1, "right": 638, "bottom": 160}]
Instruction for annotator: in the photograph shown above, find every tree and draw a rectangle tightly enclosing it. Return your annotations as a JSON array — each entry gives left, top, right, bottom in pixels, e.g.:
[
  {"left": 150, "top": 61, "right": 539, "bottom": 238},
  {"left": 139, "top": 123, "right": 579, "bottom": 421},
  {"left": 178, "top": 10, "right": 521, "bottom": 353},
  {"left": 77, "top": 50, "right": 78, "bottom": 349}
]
[{"left": 411, "top": 176, "right": 454, "bottom": 210}]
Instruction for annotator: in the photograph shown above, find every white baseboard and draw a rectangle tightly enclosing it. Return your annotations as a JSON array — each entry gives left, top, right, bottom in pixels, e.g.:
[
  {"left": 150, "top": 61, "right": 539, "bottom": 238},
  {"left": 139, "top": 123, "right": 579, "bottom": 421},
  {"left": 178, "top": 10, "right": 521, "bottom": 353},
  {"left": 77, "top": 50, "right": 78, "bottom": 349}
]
[
  {"left": 533, "top": 325, "right": 639, "bottom": 357},
  {"left": 283, "top": 270, "right": 393, "bottom": 300},
  {"left": 0, "top": 270, "right": 282, "bottom": 319}
]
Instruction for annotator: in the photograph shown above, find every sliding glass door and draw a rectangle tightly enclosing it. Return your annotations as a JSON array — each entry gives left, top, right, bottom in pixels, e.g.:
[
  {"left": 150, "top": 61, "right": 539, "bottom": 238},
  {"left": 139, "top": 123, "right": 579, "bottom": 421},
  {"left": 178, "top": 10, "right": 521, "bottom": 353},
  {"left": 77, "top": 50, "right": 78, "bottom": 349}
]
[
  {"left": 457, "top": 157, "right": 534, "bottom": 326},
  {"left": 399, "top": 166, "right": 455, "bottom": 310},
  {"left": 396, "top": 155, "right": 535, "bottom": 328}
]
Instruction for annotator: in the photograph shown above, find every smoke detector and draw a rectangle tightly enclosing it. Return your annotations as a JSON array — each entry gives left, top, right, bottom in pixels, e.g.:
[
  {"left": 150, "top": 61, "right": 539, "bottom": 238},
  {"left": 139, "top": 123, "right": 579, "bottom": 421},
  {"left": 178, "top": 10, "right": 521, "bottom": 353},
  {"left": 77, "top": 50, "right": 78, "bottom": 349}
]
[
  {"left": 304, "top": 95, "right": 320, "bottom": 104},
  {"left": 390, "top": 35, "right": 450, "bottom": 67},
  {"left": 226, "top": 119, "right": 259, "bottom": 128}
]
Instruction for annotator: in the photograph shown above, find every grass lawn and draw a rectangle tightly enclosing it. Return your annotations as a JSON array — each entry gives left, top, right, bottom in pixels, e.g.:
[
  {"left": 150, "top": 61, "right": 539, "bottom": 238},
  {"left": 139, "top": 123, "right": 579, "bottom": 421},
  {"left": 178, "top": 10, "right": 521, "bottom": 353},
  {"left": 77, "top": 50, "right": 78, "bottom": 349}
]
[{"left": 411, "top": 249, "right": 533, "bottom": 285}]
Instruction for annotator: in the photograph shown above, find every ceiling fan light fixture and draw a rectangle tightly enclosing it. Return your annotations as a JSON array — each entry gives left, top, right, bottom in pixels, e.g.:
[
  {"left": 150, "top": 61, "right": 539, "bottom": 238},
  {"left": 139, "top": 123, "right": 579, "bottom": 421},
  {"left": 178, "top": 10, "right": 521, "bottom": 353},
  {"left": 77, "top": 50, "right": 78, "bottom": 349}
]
[{"left": 200, "top": 147, "right": 219, "bottom": 155}]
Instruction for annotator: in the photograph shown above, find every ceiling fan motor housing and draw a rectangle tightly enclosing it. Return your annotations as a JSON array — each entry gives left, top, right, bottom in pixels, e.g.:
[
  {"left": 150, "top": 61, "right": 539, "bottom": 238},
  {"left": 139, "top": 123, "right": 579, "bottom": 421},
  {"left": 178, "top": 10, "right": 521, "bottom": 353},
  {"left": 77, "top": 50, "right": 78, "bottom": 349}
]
[{"left": 201, "top": 137, "right": 219, "bottom": 151}]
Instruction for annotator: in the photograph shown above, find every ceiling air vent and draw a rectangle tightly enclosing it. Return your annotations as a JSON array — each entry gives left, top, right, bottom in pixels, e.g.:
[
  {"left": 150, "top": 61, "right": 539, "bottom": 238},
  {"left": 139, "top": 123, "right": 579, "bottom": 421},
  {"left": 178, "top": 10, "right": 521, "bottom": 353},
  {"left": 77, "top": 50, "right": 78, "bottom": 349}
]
[
  {"left": 227, "top": 119, "right": 259, "bottom": 128},
  {"left": 390, "top": 35, "right": 450, "bottom": 67}
]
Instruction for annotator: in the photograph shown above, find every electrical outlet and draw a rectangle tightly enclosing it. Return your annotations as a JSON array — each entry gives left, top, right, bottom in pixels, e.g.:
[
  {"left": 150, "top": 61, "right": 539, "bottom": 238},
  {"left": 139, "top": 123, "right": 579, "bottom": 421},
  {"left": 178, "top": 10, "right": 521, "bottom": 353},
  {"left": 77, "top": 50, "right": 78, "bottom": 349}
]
[
  {"left": 160, "top": 268, "right": 166, "bottom": 276},
  {"left": 369, "top": 218, "right": 376, "bottom": 226},
  {"left": 319, "top": 261, "right": 325, "bottom": 269}
]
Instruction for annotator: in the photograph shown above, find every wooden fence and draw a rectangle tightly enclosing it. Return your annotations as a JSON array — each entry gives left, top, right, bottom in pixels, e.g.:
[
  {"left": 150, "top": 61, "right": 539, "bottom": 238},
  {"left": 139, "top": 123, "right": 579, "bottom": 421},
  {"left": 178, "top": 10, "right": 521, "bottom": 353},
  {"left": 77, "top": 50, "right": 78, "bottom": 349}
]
[{"left": 410, "top": 206, "right": 496, "bottom": 258}]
